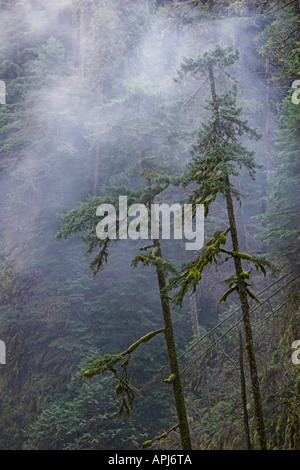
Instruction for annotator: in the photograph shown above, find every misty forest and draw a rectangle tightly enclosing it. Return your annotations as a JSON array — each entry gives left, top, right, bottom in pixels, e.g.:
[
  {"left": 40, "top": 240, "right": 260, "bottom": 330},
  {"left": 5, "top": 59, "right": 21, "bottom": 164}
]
[{"left": 0, "top": 0, "right": 299, "bottom": 451}]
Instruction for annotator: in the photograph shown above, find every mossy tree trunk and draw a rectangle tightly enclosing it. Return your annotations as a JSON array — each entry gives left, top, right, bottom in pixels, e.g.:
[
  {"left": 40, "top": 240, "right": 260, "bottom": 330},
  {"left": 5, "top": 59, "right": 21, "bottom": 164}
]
[
  {"left": 141, "top": 155, "right": 192, "bottom": 450},
  {"left": 154, "top": 239, "right": 192, "bottom": 450}
]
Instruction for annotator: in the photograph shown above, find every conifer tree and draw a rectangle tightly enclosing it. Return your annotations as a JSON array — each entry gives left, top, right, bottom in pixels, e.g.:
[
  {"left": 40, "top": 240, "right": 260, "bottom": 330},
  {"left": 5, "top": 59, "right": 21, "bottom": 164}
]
[
  {"left": 56, "top": 168, "right": 192, "bottom": 450},
  {"left": 171, "top": 44, "right": 270, "bottom": 449}
]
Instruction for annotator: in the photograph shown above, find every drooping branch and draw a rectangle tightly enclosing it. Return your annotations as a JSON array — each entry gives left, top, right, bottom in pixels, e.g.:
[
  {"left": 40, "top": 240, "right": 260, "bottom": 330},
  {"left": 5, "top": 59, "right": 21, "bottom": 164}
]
[{"left": 81, "top": 328, "right": 165, "bottom": 418}]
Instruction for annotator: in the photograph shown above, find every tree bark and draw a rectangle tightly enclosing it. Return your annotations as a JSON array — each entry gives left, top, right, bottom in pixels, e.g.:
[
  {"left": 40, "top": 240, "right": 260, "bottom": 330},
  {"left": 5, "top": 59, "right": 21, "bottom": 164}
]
[
  {"left": 294, "top": 0, "right": 300, "bottom": 40},
  {"left": 264, "top": 58, "right": 270, "bottom": 168},
  {"left": 93, "top": 76, "right": 103, "bottom": 196},
  {"left": 239, "top": 329, "right": 252, "bottom": 450},
  {"left": 234, "top": 178, "right": 248, "bottom": 252},
  {"left": 188, "top": 288, "right": 199, "bottom": 337},
  {"left": 79, "top": 0, "right": 87, "bottom": 79},
  {"left": 93, "top": 143, "right": 100, "bottom": 196},
  {"left": 261, "top": 57, "right": 270, "bottom": 215},
  {"left": 154, "top": 239, "right": 192, "bottom": 450}
]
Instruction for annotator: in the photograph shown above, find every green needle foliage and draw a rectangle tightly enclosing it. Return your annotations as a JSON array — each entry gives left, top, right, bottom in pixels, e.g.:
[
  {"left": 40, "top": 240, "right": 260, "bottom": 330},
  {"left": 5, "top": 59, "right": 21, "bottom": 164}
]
[
  {"left": 56, "top": 178, "right": 174, "bottom": 274},
  {"left": 177, "top": 47, "right": 261, "bottom": 214}
]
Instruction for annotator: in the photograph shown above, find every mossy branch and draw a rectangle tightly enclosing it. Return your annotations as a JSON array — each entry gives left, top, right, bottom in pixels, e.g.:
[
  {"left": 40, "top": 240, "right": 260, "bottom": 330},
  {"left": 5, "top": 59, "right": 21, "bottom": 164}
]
[
  {"left": 123, "top": 328, "right": 165, "bottom": 355},
  {"left": 81, "top": 328, "right": 165, "bottom": 418},
  {"left": 170, "top": 229, "right": 276, "bottom": 308},
  {"left": 82, "top": 329, "right": 165, "bottom": 378},
  {"left": 142, "top": 424, "right": 180, "bottom": 449},
  {"left": 132, "top": 246, "right": 177, "bottom": 276},
  {"left": 219, "top": 276, "right": 260, "bottom": 304},
  {"left": 169, "top": 229, "right": 230, "bottom": 307},
  {"left": 163, "top": 373, "right": 176, "bottom": 385}
]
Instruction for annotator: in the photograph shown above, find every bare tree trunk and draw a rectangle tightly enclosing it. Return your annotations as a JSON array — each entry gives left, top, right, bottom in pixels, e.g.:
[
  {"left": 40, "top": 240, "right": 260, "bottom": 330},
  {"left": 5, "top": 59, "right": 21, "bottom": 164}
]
[
  {"left": 93, "top": 143, "right": 100, "bottom": 196},
  {"left": 71, "top": 5, "right": 80, "bottom": 66},
  {"left": 264, "top": 58, "right": 270, "bottom": 169},
  {"left": 93, "top": 71, "right": 103, "bottom": 195},
  {"left": 77, "top": 1, "right": 101, "bottom": 196},
  {"left": 234, "top": 178, "right": 248, "bottom": 252},
  {"left": 294, "top": 0, "right": 300, "bottom": 39},
  {"left": 261, "top": 58, "right": 270, "bottom": 215},
  {"left": 239, "top": 329, "right": 252, "bottom": 450},
  {"left": 79, "top": 0, "right": 87, "bottom": 79},
  {"left": 188, "top": 288, "right": 199, "bottom": 337}
]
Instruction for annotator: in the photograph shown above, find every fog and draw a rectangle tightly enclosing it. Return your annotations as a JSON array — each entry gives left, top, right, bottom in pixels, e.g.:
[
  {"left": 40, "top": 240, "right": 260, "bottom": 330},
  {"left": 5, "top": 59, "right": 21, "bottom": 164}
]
[
  {"left": 0, "top": 0, "right": 277, "bottom": 450},
  {"left": 0, "top": 0, "right": 272, "bottom": 337}
]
